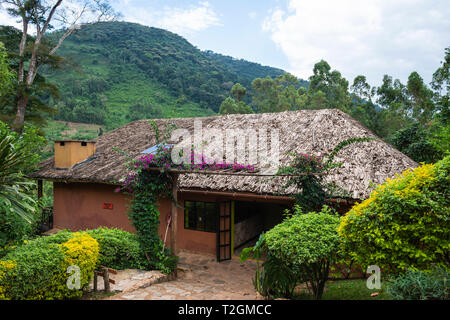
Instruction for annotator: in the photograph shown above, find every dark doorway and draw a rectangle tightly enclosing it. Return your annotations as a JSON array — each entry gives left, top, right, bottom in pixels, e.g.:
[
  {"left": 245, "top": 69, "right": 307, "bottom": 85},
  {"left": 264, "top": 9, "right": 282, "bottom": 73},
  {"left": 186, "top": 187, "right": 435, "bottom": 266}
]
[{"left": 233, "top": 201, "right": 288, "bottom": 257}]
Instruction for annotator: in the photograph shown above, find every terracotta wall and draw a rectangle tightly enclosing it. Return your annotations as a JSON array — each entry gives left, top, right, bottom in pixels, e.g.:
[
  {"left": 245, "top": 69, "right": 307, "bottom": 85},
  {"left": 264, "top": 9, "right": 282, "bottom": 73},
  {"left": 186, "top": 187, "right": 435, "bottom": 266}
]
[
  {"left": 171, "top": 193, "right": 218, "bottom": 256},
  {"left": 53, "top": 182, "right": 135, "bottom": 232},
  {"left": 53, "top": 182, "right": 170, "bottom": 239},
  {"left": 53, "top": 183, "right": 305, "bottom": 257},
  {"left": 52, "top": 182, "right": 217, "bottom": 255}
]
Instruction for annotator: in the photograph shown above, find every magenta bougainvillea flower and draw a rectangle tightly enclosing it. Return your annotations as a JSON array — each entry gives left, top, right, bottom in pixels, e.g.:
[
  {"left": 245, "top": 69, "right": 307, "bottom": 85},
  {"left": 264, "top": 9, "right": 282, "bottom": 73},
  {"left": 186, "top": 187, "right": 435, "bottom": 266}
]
[{"left": 118, "top": 149, "right": 255, "bottom": 192}]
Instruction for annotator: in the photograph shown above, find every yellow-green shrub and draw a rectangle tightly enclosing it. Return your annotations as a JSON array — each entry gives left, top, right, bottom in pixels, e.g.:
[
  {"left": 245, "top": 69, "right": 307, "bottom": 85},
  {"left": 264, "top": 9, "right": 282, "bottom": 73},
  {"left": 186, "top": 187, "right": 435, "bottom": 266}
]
[
  {"left": 48, "top": 233, "right": 99, "bottom": 299},
  {"left": 0, "top": 233, "right": 98, "bottom": 300},
  {"left": 339, "top": 155, "right": 450, "bottom": 273},
  {"left": 0, "top": 260, "right": 16, "bottom": 300}
]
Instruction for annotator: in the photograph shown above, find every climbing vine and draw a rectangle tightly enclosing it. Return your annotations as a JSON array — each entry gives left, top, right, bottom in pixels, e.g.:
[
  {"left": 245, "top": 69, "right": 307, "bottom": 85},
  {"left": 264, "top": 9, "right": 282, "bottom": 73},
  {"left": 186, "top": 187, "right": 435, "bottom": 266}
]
[
  {"left": 276, "top": 137, "right": 375, "bottom": 212},
  {"left": 118, "top": 120, "right": 256, "bottom": 274}
]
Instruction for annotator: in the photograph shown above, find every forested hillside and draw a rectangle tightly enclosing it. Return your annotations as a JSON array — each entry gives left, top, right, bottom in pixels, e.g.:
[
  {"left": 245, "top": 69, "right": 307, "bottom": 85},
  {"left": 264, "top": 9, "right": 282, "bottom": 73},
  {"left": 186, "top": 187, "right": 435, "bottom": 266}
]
[{"left": 38, "top": 21, "right": 287, "bottom": 130}]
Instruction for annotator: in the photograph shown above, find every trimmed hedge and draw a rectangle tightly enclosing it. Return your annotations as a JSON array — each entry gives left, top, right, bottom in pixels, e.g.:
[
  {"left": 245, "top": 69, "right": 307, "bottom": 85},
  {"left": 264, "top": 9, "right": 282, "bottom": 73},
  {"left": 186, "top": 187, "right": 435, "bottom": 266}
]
[
  {"left": 85, "top": 228, "right": 148, "bottom": 270},
  {"left": 339, "top": 155, "right": 450, "bottom": 273},
  {"left": 0, "top": 233, "right": 98, "bottom": 300},
  {"left": 0, "top": 227, "right": 151, "bottom": 300}
]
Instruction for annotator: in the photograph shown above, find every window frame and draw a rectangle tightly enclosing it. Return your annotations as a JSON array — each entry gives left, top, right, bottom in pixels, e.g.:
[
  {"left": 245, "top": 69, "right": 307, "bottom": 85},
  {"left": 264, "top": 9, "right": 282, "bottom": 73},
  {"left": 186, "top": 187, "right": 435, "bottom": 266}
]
[{"left": 184, "top": 200, "right": 218, "bottom": 233}]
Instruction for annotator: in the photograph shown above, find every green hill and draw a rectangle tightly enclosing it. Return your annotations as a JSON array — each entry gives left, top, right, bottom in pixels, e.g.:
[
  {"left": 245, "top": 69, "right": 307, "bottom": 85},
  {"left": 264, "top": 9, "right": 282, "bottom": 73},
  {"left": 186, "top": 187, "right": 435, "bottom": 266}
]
[{"left": 41, "top": 21, "right": 288, "bottom": 130}]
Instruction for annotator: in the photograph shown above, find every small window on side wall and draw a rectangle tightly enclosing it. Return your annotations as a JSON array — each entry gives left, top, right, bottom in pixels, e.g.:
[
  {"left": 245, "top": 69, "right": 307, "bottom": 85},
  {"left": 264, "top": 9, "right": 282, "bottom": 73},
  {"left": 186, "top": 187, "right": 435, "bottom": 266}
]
[{"left": 184, "top": 201, "right": 217, "bottom": 233}]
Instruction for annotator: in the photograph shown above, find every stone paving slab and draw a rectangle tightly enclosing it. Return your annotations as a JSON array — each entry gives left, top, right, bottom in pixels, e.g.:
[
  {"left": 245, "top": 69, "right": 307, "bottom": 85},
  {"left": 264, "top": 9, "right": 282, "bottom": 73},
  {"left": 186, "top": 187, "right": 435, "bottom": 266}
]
[
  {"left": 105, "top": 252, "right": 262, "bottom": 300},
  {"left": 90, "top": 269, "right": 167, "bottom": 293}
]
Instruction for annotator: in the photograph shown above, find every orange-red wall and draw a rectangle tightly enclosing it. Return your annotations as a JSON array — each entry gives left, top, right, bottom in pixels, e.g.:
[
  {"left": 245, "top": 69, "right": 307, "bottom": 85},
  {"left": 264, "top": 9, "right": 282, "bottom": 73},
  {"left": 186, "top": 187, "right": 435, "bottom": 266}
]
[
  {"left": 53, "top": 183, "right": 351, "bottom": 257},
  {"left": 52, "top": 182, "right": 218, "bottom": 255}
]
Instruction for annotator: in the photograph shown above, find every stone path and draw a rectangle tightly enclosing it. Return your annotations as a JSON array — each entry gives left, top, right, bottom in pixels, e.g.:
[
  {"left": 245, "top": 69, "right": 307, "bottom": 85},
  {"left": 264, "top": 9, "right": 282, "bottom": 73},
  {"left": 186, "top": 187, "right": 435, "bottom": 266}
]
[
  {"left": 105, "top": 252, "right": 261, "bottom": 300},
  {"left": 90, "top": 269, "right": 167, "bottom": 293}
]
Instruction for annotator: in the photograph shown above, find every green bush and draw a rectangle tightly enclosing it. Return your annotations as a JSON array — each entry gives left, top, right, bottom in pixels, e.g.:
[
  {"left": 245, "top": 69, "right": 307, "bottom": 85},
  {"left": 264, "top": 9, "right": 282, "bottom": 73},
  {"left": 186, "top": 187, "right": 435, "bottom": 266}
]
[
  {"left": 339, "top": 155, "right": 450, "bottom": 273},
  {"left": 0, "top": 232, "right": 98, "bottom": 300},
  {"left": 13, "top": 227, "right": 150, "bottom": 270},
  {"left": 387, "top": 267, "right": 449, "bottom": 300},
  {"left": 242, "top": 205, "right": 341, "bottom": 299},
  {"left": 85, "top": 227, "right": 148, "bottom": 270}
]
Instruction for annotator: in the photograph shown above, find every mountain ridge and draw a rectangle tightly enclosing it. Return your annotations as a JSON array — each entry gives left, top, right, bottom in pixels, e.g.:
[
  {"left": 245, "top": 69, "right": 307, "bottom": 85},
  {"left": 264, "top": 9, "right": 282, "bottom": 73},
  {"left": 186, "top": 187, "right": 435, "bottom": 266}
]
[{"left": 40, "top": 21, "right": 293, "bottom": 130}]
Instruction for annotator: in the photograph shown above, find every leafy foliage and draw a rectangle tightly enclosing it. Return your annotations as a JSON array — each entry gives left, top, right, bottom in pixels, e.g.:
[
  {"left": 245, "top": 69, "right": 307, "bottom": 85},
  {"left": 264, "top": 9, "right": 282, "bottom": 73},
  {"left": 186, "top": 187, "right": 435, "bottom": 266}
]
[
  {"left": 241, "top": 206, "right": 341, "bottom": 300},
  {"left": 391, "top": 121, "right": 445, "bottom": 163},
  {"left": 85, "top": 227, "right": 148, "bottom": 270},
  {"left": 0, "top": 121, "right": 45, "bottom": 248},
  {"left": 339, "top": 156, "right": 450, "bottom": 273},
  {"left": 387, "top": 267, "right": 449, "bottom": 300},
  {"left": 251, "top": 73, "right": 306, "bottom": 113},
  {"left": 14, "top": 21, "right": 286, "bottom": 129},
  {"left": 276, "top": 137, "right": 374, "bottom": 211},
  {"left": 0, "top": 41, "right": 14, "bottom": 97},
  {"left": 0, "top": 26, "right": 59, "bottom": 128},
  {"left": 0, "top": 232, "right": 99, "bottom": 300}
]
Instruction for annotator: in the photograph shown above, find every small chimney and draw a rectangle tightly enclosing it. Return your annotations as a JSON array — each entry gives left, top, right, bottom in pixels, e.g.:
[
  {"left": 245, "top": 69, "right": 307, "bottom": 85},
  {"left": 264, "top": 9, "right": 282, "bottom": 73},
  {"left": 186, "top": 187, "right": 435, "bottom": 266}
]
[{"left": 54, "top": 140, "right": 96, "bottom": 169}]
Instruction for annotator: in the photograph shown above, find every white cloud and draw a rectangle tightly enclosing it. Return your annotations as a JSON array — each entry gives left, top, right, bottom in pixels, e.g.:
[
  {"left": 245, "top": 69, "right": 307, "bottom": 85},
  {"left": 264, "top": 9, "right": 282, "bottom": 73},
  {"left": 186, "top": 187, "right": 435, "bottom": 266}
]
[
  {"left": 248, "top": 11, "right": 257, "bottom": 20},
  {"left": 0, "top": 10, "right": 21, "bottom": 29},
  {"left": 263, "top": 0, "right": 450, "bottom": 86},
  {"left": 120, "top": 1, "right": 221, "bottom": 37}
]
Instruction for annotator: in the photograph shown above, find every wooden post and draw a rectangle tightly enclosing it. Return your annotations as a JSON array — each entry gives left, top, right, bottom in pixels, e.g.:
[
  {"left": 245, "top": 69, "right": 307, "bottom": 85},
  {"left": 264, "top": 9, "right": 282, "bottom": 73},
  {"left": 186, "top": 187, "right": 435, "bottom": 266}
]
[
  {"left": 37, "top": 180, "right": 43, "bottom": 199},
  {"left": 170, "top": 174, "right": 179, "bottom": 255},
  {"left": 93, "top": 271, "right": 98, "bottom": 292},
  {"left": 102, "top": 267, "right": 110, "bottom": 293}
]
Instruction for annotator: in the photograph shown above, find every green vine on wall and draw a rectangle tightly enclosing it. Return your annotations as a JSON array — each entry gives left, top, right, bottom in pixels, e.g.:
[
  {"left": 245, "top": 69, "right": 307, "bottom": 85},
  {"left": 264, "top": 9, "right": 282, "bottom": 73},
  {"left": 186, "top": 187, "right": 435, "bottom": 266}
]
[
  {"left": 276, "top": 137, "right": 375, "bottom": 212},
  {"left": 117, "top": 120, "right": 257, "bottom": 273},
  {"left": 116, "top": 121, "right": 178, "bottom": 274}
]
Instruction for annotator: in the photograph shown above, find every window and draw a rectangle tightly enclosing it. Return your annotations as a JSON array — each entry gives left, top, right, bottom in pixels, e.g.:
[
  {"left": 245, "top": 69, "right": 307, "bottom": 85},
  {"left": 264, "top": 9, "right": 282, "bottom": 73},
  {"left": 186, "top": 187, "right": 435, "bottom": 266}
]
[
  {"left": 81, "top": 142, "right": 87, "bottom": 146},
  {"left": 184, "top": 201, "right": 217, "bottom": 233}
]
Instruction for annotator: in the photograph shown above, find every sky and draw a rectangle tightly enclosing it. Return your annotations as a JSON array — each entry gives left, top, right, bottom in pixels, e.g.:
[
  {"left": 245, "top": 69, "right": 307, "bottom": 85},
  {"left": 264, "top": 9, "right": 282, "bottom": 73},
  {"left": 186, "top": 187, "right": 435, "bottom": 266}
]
[{"left": 1, "top": 0, "right": 449, "bottom": 87}]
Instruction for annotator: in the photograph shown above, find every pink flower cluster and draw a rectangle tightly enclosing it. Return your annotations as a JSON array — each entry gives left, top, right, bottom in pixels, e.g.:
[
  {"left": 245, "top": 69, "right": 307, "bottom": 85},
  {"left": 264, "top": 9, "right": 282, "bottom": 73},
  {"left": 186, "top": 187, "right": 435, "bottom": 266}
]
[
  {"left": 294, "top": 153, "right": 324, "bottom": 172},
  {"left": 117, "top": 149, "right": 256, "bottom": 193}
]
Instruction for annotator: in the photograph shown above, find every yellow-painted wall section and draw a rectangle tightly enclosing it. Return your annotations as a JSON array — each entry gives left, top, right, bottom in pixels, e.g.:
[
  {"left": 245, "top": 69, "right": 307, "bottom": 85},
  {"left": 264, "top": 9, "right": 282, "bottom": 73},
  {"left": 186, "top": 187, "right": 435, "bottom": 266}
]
[{"left": 54, "top": 141, "right": 96, "bottom": 168}]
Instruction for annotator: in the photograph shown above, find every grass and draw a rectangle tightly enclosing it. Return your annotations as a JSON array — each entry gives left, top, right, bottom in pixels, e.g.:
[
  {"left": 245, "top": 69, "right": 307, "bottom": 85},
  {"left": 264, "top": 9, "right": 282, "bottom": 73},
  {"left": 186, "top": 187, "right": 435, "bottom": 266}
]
[{"left": 293, "top": 279, "right": 391, "bottom": 300}]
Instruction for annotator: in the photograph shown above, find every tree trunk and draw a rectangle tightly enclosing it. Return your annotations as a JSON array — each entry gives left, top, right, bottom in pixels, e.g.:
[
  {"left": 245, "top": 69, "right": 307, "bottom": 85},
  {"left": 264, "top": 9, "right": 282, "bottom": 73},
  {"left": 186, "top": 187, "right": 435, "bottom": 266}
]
[
  {"left": 13, "top": 18, "right": 29, "bottom": 134},
  {"left": 13, "top": 95, "right": 28, "bottom": 134}
]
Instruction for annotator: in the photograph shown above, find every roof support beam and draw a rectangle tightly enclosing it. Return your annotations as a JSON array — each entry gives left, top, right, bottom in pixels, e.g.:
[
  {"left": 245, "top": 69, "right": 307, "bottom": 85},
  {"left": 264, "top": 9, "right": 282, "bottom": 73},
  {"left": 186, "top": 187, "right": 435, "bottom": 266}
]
[{"left": 170, "top": 174, "right": 179, "bottom": 256}]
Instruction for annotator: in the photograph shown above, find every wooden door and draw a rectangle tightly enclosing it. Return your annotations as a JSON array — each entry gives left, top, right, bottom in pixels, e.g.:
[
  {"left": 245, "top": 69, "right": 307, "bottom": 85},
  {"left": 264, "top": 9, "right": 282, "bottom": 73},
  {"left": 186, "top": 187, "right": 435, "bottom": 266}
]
[{"left": 217, "top": 201, "right": 232, "bottom": 261}]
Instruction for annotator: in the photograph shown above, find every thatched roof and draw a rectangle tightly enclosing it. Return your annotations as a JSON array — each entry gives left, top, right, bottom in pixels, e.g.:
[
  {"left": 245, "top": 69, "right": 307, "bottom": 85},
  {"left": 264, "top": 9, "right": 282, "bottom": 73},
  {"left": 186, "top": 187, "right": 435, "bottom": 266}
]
[{"left": 31, "top": 109, "right": 418, "bottom": 199}]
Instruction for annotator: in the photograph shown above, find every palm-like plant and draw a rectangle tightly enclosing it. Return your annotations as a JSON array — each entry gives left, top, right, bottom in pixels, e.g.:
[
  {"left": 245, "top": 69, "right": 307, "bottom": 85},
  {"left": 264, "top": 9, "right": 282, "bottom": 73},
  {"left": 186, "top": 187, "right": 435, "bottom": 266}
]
[{"left": 0, "top": 129, "right": 36, "bottom": 224}]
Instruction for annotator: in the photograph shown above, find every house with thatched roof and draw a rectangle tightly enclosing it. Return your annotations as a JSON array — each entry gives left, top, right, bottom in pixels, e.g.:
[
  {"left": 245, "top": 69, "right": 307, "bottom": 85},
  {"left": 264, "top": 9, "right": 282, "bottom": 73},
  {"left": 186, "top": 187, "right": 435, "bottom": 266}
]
[{"left": 31, "top": 109, "right": 418, "bottom": 261}]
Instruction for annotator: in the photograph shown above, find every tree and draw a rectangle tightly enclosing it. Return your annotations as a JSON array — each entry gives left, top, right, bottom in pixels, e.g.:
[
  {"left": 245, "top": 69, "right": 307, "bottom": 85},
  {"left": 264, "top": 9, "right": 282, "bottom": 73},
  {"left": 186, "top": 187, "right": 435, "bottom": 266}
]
[
  {"left": 339, "top": 156, "right": 450, "bottom": 273},
  {"left": 308, "top": 60, "right": 352, "bottom": 112},
  {"left": 219, "top": 83, "right": 253, "bottom": 115},
  {"left": 431, "top": 47, "right": 449, "bottom": 124},
  {"left": 0, "top": 0, "right": 119, "bottom": 133},
  {"left": 349, "top": 75, "right": 388, "bottom": 138},
  {"left": 230, "top": 83, "right": 246, "bottom": 102},
  {"left": 251, "top": 73, "right": 302, "bottom": 113},
  {"left": 0, "top": 42, "right": 14, "bottom": 96},
  {"left": 391, "top": 122, "right": 443, "bottom": 163},
  {"left": 218, "top": 97, "right": 253, "bottom": 115},
  {"left": 406, "top": 71, "right": 435, "bottom": 123}
]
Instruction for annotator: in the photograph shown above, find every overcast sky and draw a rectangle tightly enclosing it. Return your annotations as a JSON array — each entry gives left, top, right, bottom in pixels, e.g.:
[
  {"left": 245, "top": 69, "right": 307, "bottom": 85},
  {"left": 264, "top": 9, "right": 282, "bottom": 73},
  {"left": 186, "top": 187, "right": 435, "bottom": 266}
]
[{"left": 1, "top": 0, "right": 449, "bottom": 87}]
